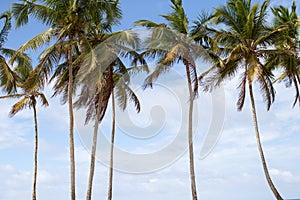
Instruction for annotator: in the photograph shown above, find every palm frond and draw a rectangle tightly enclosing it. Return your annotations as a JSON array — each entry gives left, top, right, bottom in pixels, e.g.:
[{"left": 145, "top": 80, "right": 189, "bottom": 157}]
[
  {"left": 237, "top": 71, "right": 247, "bottom": 110},
  {"left": 160, "top": 0, "right": 188, "bottom": 34},
  {"left": 37, "top": 92, "right": 49, "bottom": 107},
  {"left": 0, "top": 56, "right": 19, "bottom": 93},
  {"left": 1, "top": 48, "right": 32, "bottom": 78},
  {"left": 114, "top": 76, "right": 141, "bottom": 112},
  {"left": 12, "top": 1, "right": 56, "bottom": 28},
  {"left": 0, "top": 93, "right": 25, "bottom": 99},
  {"left": 9, "top": 97, "right": 30, "bottom": 116},
  {"left": 134, "top": 20, "right": 166, "bottom": 28},
  {"left": 0, "top": 10, "right": 12, "bottom": 46}
]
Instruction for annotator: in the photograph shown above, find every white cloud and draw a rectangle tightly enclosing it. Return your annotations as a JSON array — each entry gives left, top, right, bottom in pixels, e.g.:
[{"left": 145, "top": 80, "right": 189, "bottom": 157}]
[
  {"left": 270, "top": 168, "right": 300, "bottom": 183},
  {"left": 0, "top": 164, "right": 14, "bottom": 172}
]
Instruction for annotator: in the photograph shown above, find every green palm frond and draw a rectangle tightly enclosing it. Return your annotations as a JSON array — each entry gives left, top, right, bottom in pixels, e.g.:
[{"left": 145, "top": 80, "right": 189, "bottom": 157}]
[
  {"left": 0, "top": 10, "right": 12, "bottom": 46},
  {"left": 257, "top": 67, "right": 275, "bottom": 110},
  {"left": 1, "top": 48, "right": 32, "bottom": 76},
  {"left": 160, "top": 0, "right": 188, "bottom": 34},
  {"left": 134, "top": 20, "right": 166, "bottom": 28},
  {"left": 191, "top": 10, "right": 216, "bottom": 48},
  {"left": 104, "top": 0, "right": 122, "bottom": 28},
  {"left": 16, "top": 28, "right": 54, "bottom": 54},
  {"left": 12, "top": 0, "right": 56, "bottom": 28},
  {"left": 0, "top": 56, "right": 18, "bottom": 93},
  {"left": 115, "top": 77, "right": 141, "bottom": 112}
]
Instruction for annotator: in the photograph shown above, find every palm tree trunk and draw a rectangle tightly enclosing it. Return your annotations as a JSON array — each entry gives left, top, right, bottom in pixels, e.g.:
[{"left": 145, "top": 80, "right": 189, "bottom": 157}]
[
  {"left": 86, "top": 101, "right": 101, "bottom": 200},
  {"left": 248, "top": 82, "right": 283, "bottom": 200},
  {"left": 68, "top": 37, "right": 76, "bottom": 200},
  {"left": 32, "top": 103, "right": 38, "bottom": 200},
  {"left": 185, "top": 64, "right": 198, "bottom": 200},
  {"left": 107, "top": 89, "right": 116, "bottom": 200}
]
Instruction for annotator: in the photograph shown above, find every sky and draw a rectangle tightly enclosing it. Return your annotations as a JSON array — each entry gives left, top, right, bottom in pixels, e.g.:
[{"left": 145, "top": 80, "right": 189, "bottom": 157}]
[{"left": 0, "top": 0, "right": 300, "bottom": 200}]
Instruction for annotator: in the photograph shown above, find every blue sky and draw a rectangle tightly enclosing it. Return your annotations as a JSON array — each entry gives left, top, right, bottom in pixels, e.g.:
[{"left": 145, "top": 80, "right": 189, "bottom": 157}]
[{"left": 0, "top": 0, "right": 300, "bottom": 200}]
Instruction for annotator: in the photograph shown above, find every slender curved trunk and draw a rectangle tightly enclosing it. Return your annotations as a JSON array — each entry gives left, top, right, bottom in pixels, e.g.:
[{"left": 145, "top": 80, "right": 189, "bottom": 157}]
[
  {"left": 32, "top": 103, "right": 38, "bottom": 200},
  {"left": 248, "top": 82, "right": 283, "bottom": 200},
  {"left": 185, "top": 64, "right": 198, "bottom": 200},
  {"left": 107, "top": 89, "right": 116, "bottom": 200},
  {"left": 68, "top": 37, "right": 76, "bottom": 200},
  {"left": 86, "top": 105, "right": 101, "bottom": 200}
]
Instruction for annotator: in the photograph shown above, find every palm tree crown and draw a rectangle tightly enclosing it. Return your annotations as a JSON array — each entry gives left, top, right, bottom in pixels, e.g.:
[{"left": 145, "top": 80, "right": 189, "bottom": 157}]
[{"left": 269, "top": 1, "right": 300, "bottom": 107}]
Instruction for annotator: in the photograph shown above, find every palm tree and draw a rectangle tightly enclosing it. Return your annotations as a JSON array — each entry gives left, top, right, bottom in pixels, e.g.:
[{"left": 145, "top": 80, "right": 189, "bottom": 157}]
[
  {"left": 135, "top": 0, "right": 209, "bottom": 199},
  {"left": 203, "top": 0, "right": 285, "bottom": 199},
  {"left": 77, "top": 65, "right": 142, "bottom": 200},
  {"left": 268, "top": 1, "right": 300, "bottom": 107},
  {"left": 0, "top": 66, "right": 49, "bottom": 200},
  {"left": 11, "top": 1, "right": 121, "bottom": 199},
  {"left": 74, "top": 27, "right": 147, "bottom": 199}
]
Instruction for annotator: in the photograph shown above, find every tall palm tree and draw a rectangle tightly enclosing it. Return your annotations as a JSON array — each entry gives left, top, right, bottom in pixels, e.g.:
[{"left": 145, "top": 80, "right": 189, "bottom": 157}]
[
  {"left": 74, "top": 27, "right": 147, "bottom": 199},
  {"left": 268, "top": 1, "right": 300, "bottom": 107},
  {"left": 203, "top": 0, "right": 285, "bottom": 199},
  {"left": 0, "top": 66, "right": 49, "bottom": 200},
  {"left": 11, "top": 1, "right": 121, "bottom": 199},
  {"left": 135, "top": 0, "right": 209, "bottom": 199}
]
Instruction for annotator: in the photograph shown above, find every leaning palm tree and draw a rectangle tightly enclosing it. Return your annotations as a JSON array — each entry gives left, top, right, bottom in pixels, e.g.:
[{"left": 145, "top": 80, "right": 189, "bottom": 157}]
[
  {"left": 268, "top": 1, "right": 300, "bottom": 107},
  {"left": 203, "top": 0, "right": 286, "bottom": 199},
  {"left": 11, "top": 1, "right": 121, "bottom": 199},
  {"left": 0, "top": 66, "right": 49, "bottom": 200},
  {"left": 135, "top": 0, "right": 209, "bottom": 199}
]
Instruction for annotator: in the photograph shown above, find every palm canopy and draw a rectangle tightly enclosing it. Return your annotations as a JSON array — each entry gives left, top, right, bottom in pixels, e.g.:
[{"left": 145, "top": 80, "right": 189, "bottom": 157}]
[
  {"left": 73, "top": 28, "right": 148, "bottom": 124},
  {"left": 267, "top": 1, "right": 300, "bottom": 107},
  {"left": 0, "top": 60, "right": 49, "bottom": 116},
  {"left": 134, "top": 0, "right": 210, "bottom": 96},
  {"left": 75, "top": 61, "right": 142, "bottom": 125},
  {"left": 205, "top": 0, "right": 287, "bottom": 110},
  {"left": 10, "top": 0, "right": 121, "bottom": 82},
  {"left": 12, "top": 0, "right": 121, "bottom": 34}
]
